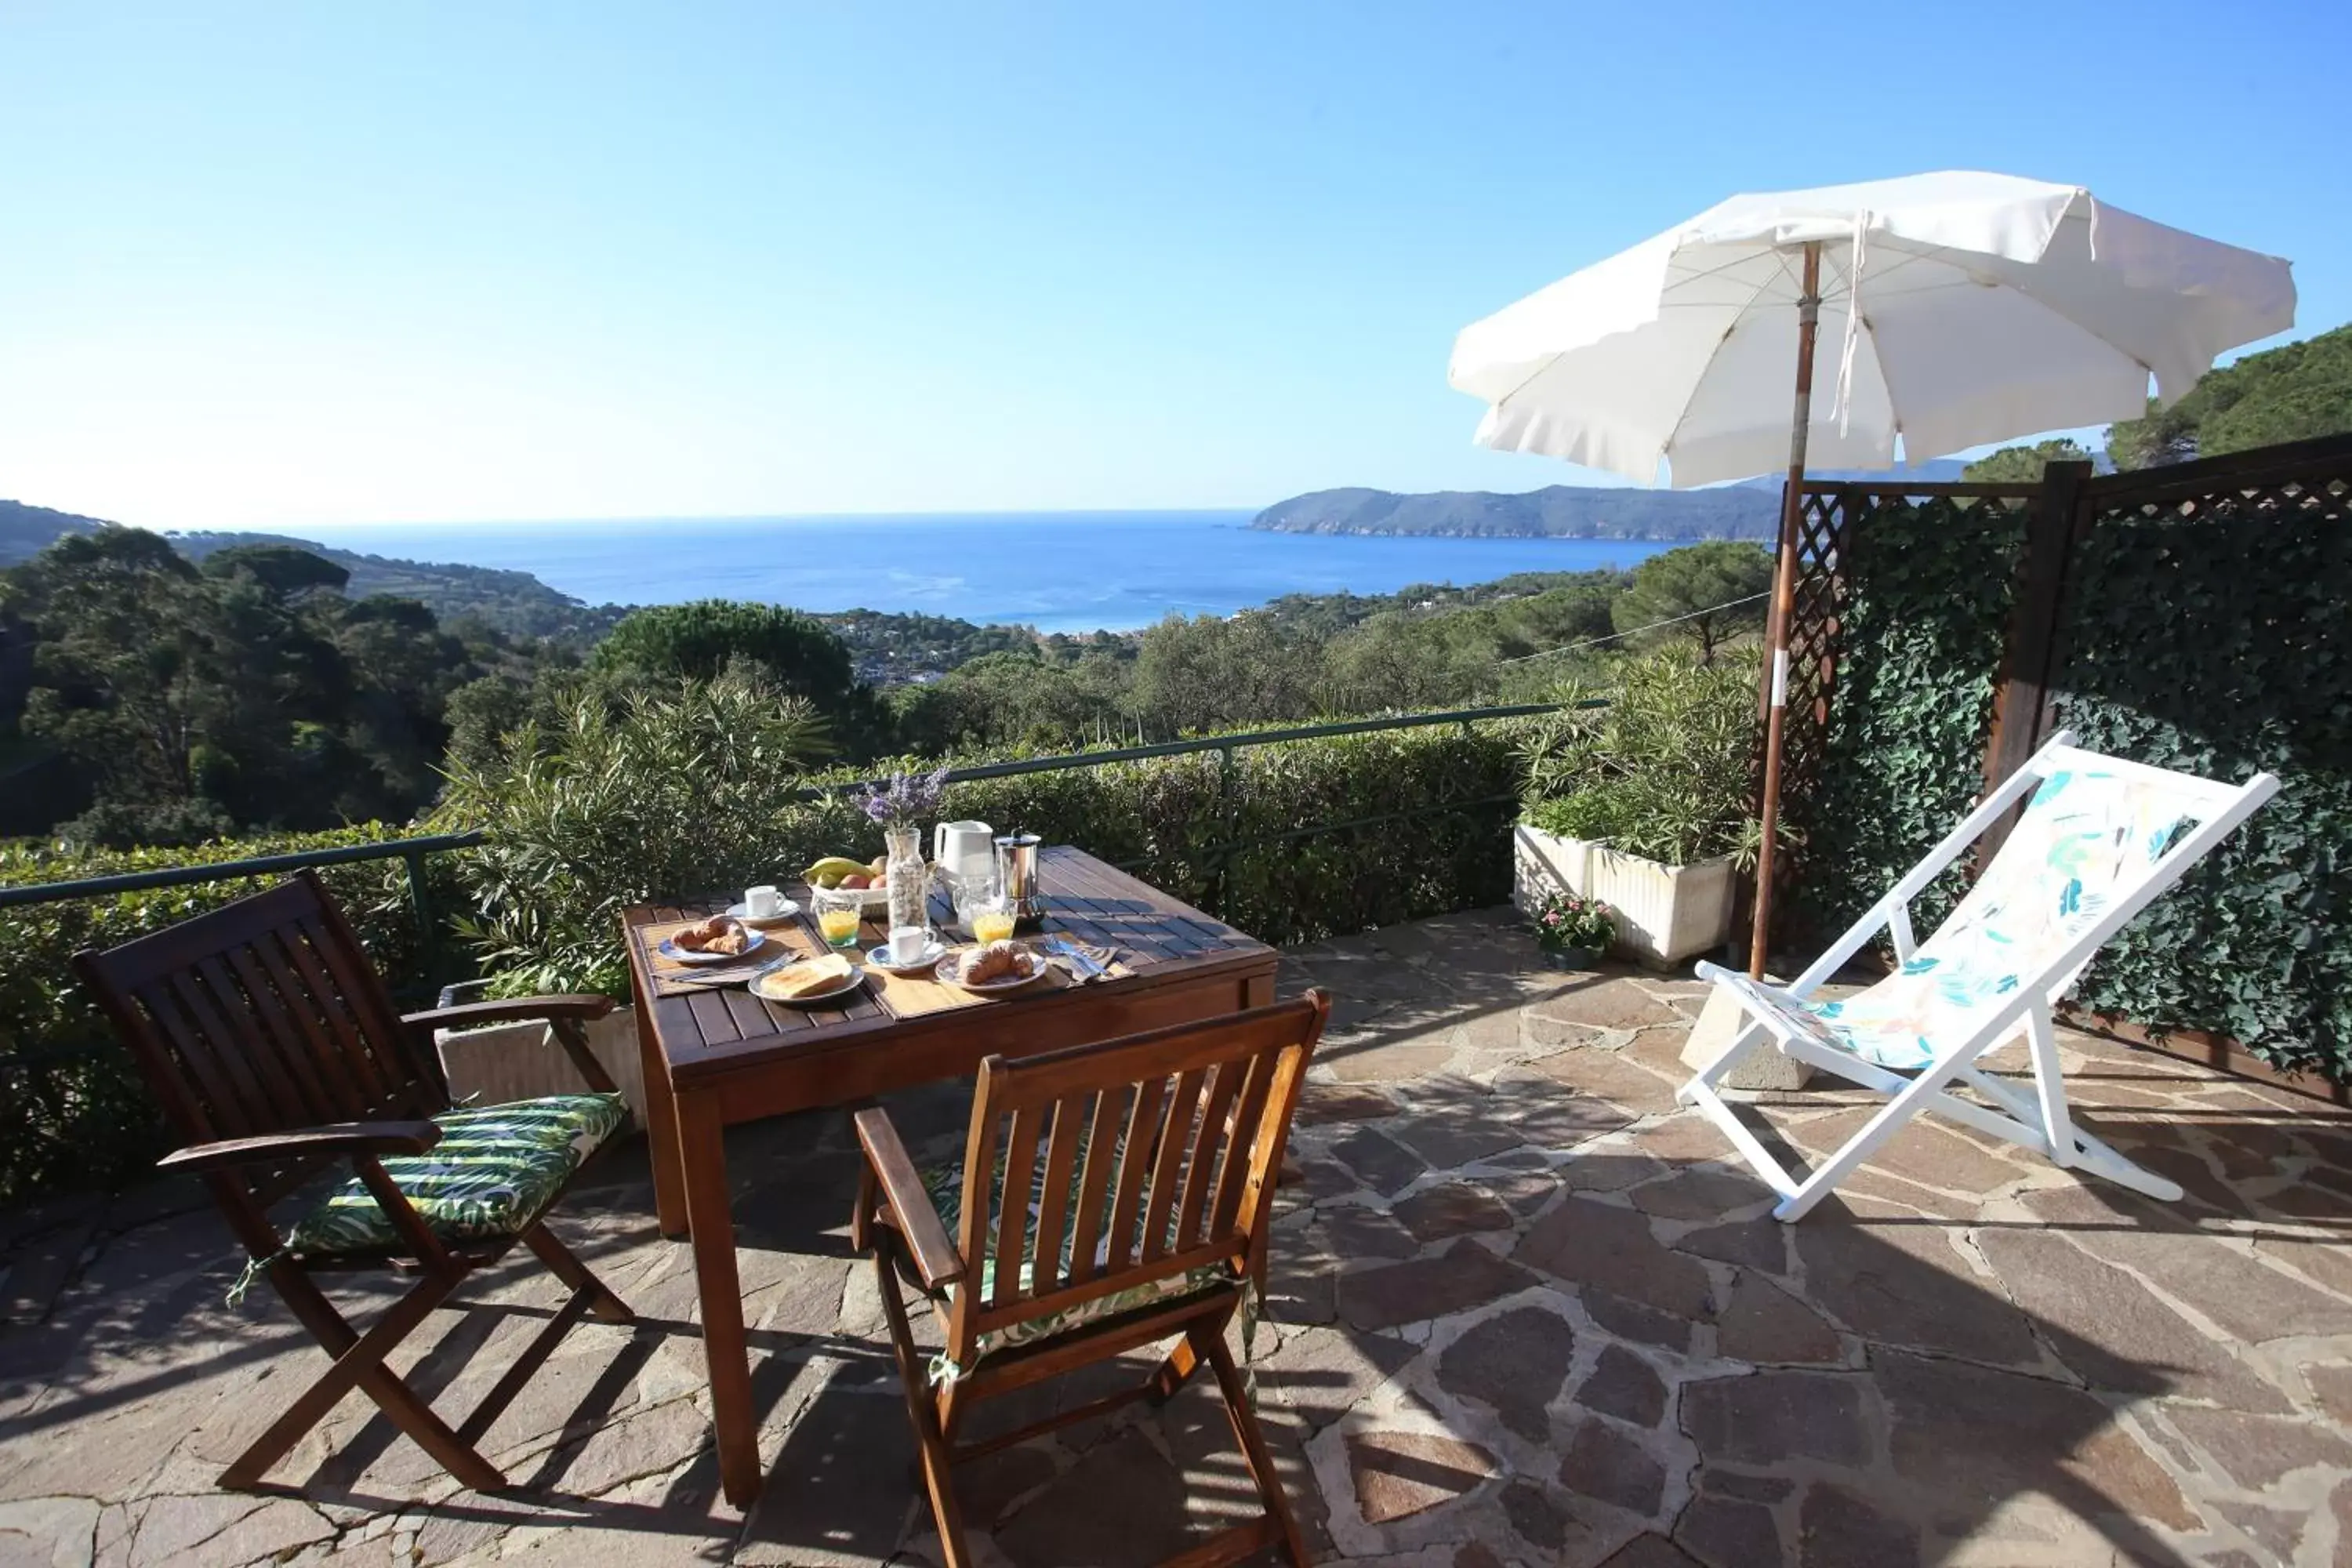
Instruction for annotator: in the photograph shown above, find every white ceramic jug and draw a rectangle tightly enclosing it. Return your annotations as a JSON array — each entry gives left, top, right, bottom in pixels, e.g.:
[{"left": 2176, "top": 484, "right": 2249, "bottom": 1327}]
[{"left": 932, "top": 820, "right": 995, "bottom": 884}]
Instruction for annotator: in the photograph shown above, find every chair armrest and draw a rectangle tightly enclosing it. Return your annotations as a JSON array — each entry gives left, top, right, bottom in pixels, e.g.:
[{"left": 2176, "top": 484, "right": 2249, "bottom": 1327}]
[
  {"left": 157, "top": 1121, "right": 443, "bottom": 1174},
  {"left": 401, "top": 994, "right": 616, "bottom": 1032},
  {"left": 852, "top": 1107, "right": 964, "bottom": 1290}
]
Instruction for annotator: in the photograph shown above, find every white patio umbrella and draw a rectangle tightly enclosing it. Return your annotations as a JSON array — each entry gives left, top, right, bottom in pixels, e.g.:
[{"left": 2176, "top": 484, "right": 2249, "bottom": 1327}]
[{"left": 1449, "top": 170, "right": 2295, "bottom": 975}]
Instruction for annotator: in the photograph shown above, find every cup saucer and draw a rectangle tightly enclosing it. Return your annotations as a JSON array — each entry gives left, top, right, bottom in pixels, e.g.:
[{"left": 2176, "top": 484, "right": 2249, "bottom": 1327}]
[
  {"left": 728, "top": 899, "right": 801, "bottom": 928},
  {"left": 867, "top": 938, "right": 947, "bottom": 976}
]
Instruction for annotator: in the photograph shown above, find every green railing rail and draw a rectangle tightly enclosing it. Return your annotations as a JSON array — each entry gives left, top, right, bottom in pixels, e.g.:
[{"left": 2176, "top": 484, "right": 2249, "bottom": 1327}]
[{"left": 0, "top": 701, "right": 1584, "bottom": 946}]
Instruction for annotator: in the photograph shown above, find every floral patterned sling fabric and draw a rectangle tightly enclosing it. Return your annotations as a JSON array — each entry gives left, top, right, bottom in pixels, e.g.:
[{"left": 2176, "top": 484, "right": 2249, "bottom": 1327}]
[
  {"left": 918, "top": 1123, "right": 1240, "bottom": 1385},
  {"left": 1795, "top": 768, "right": 2198, "bottom": 1073},
  {"left": 230, "top": 1093, "right": 628, "bottom": 1305}
]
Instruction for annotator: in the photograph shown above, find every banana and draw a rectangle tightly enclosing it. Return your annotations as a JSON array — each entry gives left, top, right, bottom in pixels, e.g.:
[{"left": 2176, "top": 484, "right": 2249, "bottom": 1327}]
[{"left": 804, "top": 856, "right": 871, "bottom": 888}]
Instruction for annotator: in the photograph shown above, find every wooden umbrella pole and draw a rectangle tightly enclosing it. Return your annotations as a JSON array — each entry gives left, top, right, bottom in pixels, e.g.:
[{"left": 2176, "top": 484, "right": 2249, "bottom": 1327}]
[{"left": 1747, "top": 239, "right": 1824, "bottom": 979}]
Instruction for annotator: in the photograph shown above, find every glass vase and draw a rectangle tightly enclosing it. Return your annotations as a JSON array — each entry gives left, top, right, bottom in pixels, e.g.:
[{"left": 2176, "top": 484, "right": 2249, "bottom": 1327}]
[{"left": 884, "top": 824, "right": 929, "bottom": 935}]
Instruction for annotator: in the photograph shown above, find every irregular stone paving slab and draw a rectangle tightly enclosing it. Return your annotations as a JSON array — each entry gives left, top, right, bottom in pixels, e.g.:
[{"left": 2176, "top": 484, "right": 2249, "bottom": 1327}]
[
  {"left": 1528, "top": 980, "right": 1685, "bottom": 1033},
  {"left": 1595, "top": 1532, "right": 1708, "bottom": 1566},
  {"left": 1628, "top": 1169, "right": 1774, "bottom": 1221},
  {"left": 1673, "top": 1490, "right": 1781, "bottom": 1568},
  {"left": 1714, "top": 1272, "right": 1841, "bottom": 1366},
  {"left": 1327, "top": 1127, "right": 1428, "bottom": 1196},
  {"left": 1876, "top": 1350, "right": 2201, "bottom": 1532},
  {"left": 989, "top": 1427, "right": 1194, "bottom": 1567},
  {"left": 1585, "top": 1287, "right": 1699, "bottom": 1353},
  {"left": 2161, "top": 1407, "right": 2352, "bottom": 1490},
  {"left": 1435, "top": 1305, "right": 1577, "bottom": 1443},
  {"left": 1517, "top": 1195, "right": 1716, "bottom": 1323},
  {"left": 2021, "top": 1183, "right": 2352, "bottom": 1342},
  {"left": 1576, "top": 1345, "right": 1668, "bottom": 1429},
  {"left": 0, "top": 1496, "right": 100, "bottom": 1567},
  {"left": 1392, "top": 1184, "right": 1515, "bottom": 1243},
  {"left": 1557, "top": 1419, "right": 1666, "bottom": 1515},
  {"left": 1788, "top": 1105, "right": 2027, "bottom": 1196},
  {"left": 1682, "top": 1370, "right": 1871, "bottom": 1469},
  {"left": 1338, "top": 1240, "right": 1540, "bottom": 1333},
  {"left": 1258, "top": 1325, "right": 1419, "bottom": 1434},
  {"left": 1793, "top": 1200, "right": 2040, "bottom": 1366},
  {"left": 1345, "top": 1430, "right": 1497, "bottom": 1526},
  {"left": 1976, "top": 1226, "right": 2291, "bottom": 1413},
  {"left": 1796, "top": 1483, "right": 1918, "bottom": 1566},
  {"left": 1528, "top": 1047, "right": 1682, "bottom": 1116},
  {"left": 1298, "top": 1083, "right": 1403, "bottom": 1125}
]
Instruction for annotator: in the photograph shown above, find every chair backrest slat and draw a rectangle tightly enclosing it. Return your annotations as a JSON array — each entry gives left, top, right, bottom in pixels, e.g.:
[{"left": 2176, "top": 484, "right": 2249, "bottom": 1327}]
[
  {"left": 73, "top": 873, "right": 451, "bottom": 1205},
  {"left": 1101, "top": 1074, "right": 1167, "bottom": 1274},
  {"left": 1028, "top": 1097, "right": 1086, "bottom": 1296},
  {"left": 1207, "top": 1050, "right": 1277, "bottom": 1242},
  {"left": 1139, "top": 1067, "right": 1207, "bottom": 1265},
  {"left": 220, "top": 943, "right": 347, "bottom": 1124},
  {"left": 1174, "top": 1058, "right": 1247, "bottom": 1252},
  {"left": 989, "top": 1105, "right": 1044, "bottom": 1309},
  {"left": 1063, "top": 1086, "right": 1128, "bottom": 1289},
  {"left": 946, "top": 995, "right": 1327, "bottom": 1361}
]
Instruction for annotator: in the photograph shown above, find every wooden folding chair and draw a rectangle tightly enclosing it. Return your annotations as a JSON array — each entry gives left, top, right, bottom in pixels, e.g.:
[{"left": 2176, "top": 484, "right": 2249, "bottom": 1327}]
[
  {"left": 1683, "top": 731, "right": 2279, "bottom": 1221},
  {"left": 851, "top": 992, "right": 1329, "bottom": 1568},
  {"left": 73, "top": 869, "right": 634, "bottom": 1493}
]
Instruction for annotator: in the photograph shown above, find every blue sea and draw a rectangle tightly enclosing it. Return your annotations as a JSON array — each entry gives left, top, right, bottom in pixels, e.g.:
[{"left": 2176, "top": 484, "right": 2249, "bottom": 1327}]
[{"left": 299, "top": 511, "right": 1679, "bottom": 634}]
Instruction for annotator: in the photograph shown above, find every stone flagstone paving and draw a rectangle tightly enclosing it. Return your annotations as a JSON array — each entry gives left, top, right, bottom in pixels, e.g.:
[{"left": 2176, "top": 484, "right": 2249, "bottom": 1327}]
[{"left": 4, "top": 906, "right": 2352, "bottom": 1565}]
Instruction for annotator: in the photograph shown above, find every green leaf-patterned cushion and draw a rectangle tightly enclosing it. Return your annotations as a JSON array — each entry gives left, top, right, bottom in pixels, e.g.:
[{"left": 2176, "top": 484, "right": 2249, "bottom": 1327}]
[
  {"left": 918, "top": 1135, "right": 1234, "bottom": 1382},
  {"left": 284, "top": 1092, "right": 629, "bottom": 1261}
]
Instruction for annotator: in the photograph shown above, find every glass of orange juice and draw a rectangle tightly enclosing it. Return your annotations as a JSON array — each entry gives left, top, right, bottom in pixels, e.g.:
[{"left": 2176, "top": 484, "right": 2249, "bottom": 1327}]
[
  {"left": 971, "top": 905, "right": 1017, "bottom": 945},
  {"left": 813, "top": 888, "right": 864, "bottom": 949}
]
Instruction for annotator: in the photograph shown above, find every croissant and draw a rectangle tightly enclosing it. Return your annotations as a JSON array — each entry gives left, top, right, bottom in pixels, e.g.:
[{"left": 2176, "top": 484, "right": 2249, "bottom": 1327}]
[{"left": 964, "top": 940, "right": 1029, "bottom": 984}]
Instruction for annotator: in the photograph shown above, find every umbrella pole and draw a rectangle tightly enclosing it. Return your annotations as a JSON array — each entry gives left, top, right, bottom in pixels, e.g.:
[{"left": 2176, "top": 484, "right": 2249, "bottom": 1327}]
[{"left": 1747, "top": 239, "right": 1823, "bottom": 979}]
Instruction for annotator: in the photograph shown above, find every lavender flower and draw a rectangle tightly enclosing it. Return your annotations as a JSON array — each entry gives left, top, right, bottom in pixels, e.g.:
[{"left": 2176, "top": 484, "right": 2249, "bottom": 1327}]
[{"left": 855, "top": 764, "right": 952, "bottom": 827}]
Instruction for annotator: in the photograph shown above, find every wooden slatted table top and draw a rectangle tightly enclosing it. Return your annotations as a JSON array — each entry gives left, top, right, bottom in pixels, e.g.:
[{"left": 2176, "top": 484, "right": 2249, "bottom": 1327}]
[{"left": 623, "top": 846, "right": 1275, "bottom": 1084}]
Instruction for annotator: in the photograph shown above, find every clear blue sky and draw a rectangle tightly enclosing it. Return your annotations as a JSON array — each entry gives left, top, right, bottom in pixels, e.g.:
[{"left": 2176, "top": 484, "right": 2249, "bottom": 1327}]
[{"left": 2, "top": 1, "right": 2343, "bottom": 531}]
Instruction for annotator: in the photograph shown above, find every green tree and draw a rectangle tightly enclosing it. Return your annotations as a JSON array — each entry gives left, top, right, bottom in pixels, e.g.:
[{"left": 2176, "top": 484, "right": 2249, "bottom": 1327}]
[
  {"left": 1608, "top": 542, "right": 1773, "bottom": 663},
  {"left": 199, "top": 543, "right": 351, "bottom": 597},
  {"left": 591, "top": 599, "right": 887, "bottom": 757},
  {"left": 1961, "top": 437, "right": 2096, "bottom": 485},
  {"left": 2107, "top": 322, "right": 2352, "bottom": 469},
  {"left": 1131, "top": 613, "right": 1323, "bottom": 734}
]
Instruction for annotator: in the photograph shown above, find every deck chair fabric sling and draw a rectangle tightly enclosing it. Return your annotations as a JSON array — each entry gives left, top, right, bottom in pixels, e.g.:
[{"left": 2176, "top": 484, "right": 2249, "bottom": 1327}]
[
  {"left": 73, "top": 869, "right": 634, "bottom": 1493},
  {"left": 1682, "top": 732, "right": 2278, "bottom": 1222},
  {"left": 851, "top": 992, "right": 1329, "bottom": 1568}
]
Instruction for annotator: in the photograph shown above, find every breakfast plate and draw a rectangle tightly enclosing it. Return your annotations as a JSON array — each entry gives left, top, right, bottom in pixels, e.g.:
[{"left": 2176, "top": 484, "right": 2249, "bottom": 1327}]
[
  {"left": 938, "top": 944, "right": 1051, "bottom": 996},
  {"left": 752, "top": 954, "right": 865, "bottom": 1006},
  {"left": 726, "top": 899, "right": 801, "bottom": 929},
  {"left": 866, "top": 938, "right": 948, "bottom": 977},
  {"left": 659, "top": 928, "right": 768, "bottom": 965}
]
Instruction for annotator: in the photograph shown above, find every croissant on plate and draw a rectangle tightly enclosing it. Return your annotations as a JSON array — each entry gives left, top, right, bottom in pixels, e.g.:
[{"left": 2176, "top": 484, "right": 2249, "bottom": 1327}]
[
  {"left": 964, "top": 940, "right": 1030, "bottom": 984},
  {"left": 676, "top": 915, "right": 751, "bottom": 956}
]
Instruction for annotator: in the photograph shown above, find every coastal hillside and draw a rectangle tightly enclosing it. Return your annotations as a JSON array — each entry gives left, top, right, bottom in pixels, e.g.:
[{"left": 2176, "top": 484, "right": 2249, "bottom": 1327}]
[
  {"left": 1254, "top": 461, "right": 1978, "bottom": 539},
  {"left": 1252, "top": 484, "right": 1780, "bottom": 539}
]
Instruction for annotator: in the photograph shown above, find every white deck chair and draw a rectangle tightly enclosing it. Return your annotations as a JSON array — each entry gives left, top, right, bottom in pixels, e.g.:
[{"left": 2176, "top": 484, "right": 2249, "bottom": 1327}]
[{"left": 1681, "top": 731, "right": 2279, "bottom": 1221}]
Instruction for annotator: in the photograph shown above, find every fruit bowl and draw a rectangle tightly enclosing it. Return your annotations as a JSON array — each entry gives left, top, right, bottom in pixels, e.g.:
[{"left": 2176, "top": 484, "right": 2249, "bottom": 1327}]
[{"left": 803, "top": 855, "right": 895, "bottom": 913}]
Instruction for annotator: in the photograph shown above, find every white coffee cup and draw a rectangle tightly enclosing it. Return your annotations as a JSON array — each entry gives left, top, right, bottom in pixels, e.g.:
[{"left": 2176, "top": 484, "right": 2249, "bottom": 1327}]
[
  {"left": 745, "top": 885, "right": 782, "bottom": 919},
  {"left": 888, "top": 925, "right": 931, "bottom": 965}
]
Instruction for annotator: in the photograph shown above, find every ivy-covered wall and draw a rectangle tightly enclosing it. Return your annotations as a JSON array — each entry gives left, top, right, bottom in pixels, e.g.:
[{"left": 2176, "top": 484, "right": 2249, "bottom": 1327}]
[
  {"left": 2049, "top": 497, "right": 2352, "bottom": 1083},
  {"left": 1789, "top": 479, "right": 2352, "bottom": 1087},
  {"left": 1783, "top": 497, "right": 2024, "bottom": 945}
]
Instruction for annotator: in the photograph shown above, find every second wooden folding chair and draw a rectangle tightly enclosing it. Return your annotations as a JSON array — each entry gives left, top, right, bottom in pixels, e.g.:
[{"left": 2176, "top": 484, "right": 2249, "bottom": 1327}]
[{"left": 851, "top": 992, "right": 1329, "bottom": 1568}]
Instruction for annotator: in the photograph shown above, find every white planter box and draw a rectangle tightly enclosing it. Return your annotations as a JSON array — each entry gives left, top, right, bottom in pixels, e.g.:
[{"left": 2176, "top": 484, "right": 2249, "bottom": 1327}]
[
  {"left": 434, "top": 1004, "right": 648, "bottom": 1124},
  {"left": 1513, "top": 824, "right": 1737, "bottom": 969}
]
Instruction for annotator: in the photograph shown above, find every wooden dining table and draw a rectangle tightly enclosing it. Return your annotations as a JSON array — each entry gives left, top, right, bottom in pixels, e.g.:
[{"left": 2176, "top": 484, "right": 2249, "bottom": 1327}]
[{"left": 620, "top": 845, "right": 1279, "bottom": 1506}]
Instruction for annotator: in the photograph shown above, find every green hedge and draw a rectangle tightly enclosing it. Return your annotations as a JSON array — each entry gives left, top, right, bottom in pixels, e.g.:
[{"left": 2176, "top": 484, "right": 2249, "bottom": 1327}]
[
  {"left": 0, "top": 828, "right": 467, "bottom": 1200},
  {"left": 2048, "top": 499, "right": 2352, "bottom": 1082},
  {"left": 0, "top": 720, "right": 1529, "bottom": 1200},
  {"left": 1784, "top": 498, "right": 2025, "bottom": 945}
]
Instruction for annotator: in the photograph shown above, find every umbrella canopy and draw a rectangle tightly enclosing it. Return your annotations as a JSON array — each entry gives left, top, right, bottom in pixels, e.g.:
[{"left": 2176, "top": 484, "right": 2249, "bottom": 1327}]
[{"left": 1450, "top": 171, "right": 2296, "bottom": 486}]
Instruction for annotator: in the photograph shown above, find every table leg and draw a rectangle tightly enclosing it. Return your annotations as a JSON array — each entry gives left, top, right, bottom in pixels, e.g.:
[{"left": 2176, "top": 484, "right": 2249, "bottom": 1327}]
[
  {"left": 679, "top": 1088, "right": 760, "bottom": 1506},
  {"left": 631, "top": 965, "right": 689, "bottom": 1238}
]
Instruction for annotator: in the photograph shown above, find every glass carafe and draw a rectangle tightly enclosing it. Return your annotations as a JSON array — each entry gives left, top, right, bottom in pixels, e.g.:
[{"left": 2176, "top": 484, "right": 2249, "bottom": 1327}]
[{"left": 884, "top": 824, "right": 929, "bottom": 936}]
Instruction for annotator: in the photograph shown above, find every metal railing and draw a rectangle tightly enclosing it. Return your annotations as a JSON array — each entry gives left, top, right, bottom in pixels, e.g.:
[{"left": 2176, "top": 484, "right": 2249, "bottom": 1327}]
[{"left": 0, "top": 701, "right": 1584, "bottom": 931}]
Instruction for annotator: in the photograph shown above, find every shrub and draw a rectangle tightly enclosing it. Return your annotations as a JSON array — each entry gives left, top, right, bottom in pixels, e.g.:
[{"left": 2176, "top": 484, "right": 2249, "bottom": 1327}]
[
  {"left": 435, "top": 677, "right": 837, "bottom": 998},
  {"left": 1516, "top": 651, "right": 1765, "bottom": 866}
]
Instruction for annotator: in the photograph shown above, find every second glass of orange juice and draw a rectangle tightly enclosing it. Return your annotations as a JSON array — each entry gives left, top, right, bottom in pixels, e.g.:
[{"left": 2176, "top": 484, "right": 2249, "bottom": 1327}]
[{"left": 971, "top": 906, "right": 1017, "bottom": 945}]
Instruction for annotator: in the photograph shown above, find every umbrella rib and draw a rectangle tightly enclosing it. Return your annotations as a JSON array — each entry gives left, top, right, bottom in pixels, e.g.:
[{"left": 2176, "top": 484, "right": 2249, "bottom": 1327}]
[{"left": 1658, "top": 255, "right": 1801, "bottom": 471}]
